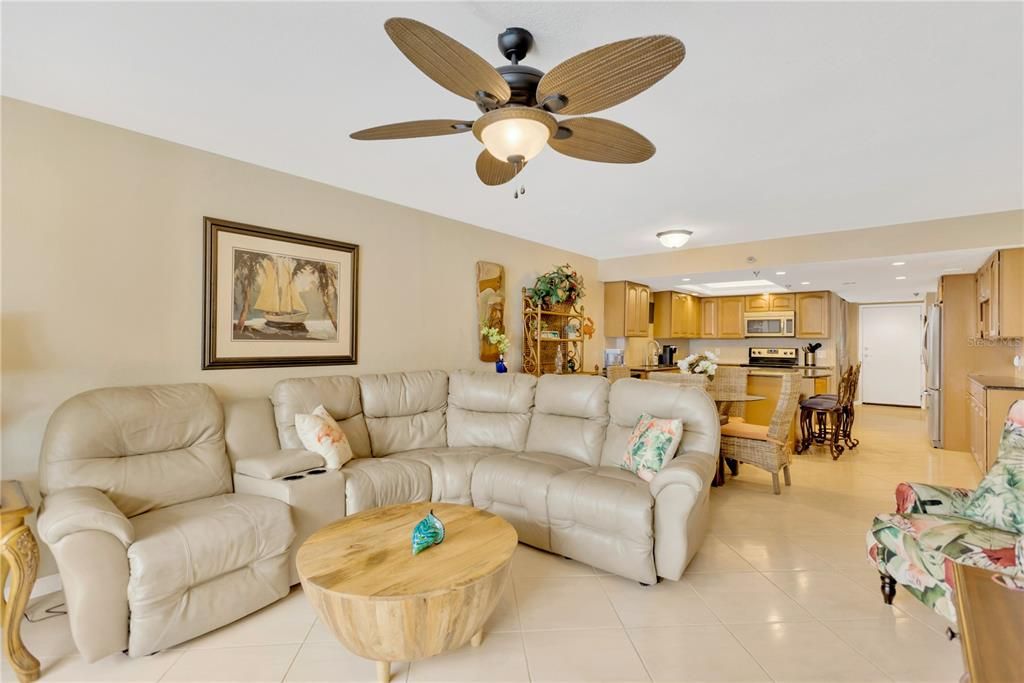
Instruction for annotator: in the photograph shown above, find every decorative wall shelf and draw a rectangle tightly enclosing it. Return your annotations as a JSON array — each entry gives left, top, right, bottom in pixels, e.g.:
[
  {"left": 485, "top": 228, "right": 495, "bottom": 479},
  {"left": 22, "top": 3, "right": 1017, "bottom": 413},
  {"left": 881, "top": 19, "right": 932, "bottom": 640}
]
[{"left": 522, "top": 288, "right": 586, "bottom": 376}]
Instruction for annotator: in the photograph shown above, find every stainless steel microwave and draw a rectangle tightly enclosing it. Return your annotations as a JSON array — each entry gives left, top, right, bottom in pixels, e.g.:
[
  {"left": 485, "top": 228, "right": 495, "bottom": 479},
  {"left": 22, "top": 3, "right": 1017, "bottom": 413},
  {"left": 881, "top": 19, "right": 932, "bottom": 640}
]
[{"left": 744, "top": 311, "right": 795, "bottom": 337}]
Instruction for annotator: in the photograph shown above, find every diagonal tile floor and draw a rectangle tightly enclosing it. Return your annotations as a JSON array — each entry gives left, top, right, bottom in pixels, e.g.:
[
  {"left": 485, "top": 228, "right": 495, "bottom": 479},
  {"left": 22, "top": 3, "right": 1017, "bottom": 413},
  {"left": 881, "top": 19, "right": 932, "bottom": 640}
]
[{"left": 6, "top": 405, "right": 973, "bottom": 682}]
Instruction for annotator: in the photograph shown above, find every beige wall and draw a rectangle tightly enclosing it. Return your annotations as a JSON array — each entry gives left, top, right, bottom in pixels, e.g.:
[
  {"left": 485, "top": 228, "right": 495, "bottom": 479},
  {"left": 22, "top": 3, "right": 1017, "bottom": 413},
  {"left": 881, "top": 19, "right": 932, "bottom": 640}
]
[
  {"left": 599, "top": 210, "right": 1024, "bottom": 282},
  {"left": 1, "top": 97, "right": 603, "bottom": 500}
]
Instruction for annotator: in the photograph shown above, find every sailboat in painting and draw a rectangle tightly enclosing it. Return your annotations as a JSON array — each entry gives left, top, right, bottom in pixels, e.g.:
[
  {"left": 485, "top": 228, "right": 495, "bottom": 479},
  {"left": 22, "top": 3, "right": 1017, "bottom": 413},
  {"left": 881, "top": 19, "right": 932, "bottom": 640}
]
[{"left": 254, "top": 256, "right": 309, "bottom": 329}]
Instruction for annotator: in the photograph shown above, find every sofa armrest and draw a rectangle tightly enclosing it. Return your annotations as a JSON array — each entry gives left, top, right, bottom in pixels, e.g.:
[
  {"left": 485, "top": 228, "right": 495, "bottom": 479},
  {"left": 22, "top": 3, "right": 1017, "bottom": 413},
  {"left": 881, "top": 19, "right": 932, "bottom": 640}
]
[
  {"left": 895, "top": 482, "right": 973, "bottom": 515},
  {"left": 651, "top": 450, "right": 718, "bottom": 498},
  {"left": 234, "top": 449, "right": 325, "bottom": 480},
  {"left": 37, "top": 487, "right": 133, "bottom": 547}
]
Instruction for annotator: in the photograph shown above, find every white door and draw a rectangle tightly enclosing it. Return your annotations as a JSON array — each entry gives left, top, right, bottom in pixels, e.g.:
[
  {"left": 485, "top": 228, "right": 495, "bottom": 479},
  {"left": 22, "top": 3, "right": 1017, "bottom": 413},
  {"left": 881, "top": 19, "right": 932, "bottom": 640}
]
[{"left": 860, "top": 304, "right": 924, "bottom": 406}]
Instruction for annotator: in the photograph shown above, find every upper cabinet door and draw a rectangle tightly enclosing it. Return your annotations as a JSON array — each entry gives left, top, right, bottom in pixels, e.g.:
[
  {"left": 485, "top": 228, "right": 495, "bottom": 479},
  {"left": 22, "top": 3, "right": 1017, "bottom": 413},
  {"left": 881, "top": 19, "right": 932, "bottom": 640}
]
[
  {"left": 701, "top": 298, "right": 719, "bottom": 338},
  {"left": 671, "top": 293, "right": 687, "bottom": 337},
  {"left": 745, "top": 294, "right": 771, "bottom": 312},
  {"left": 686, "top": 295, "right": 701, "bottom": 337},
  {"left": 769, "top": 293, "right": 795, "bottom": 311},
  {"left": 636, "top": 285, "right": 650, "bottom": 336},
  {"left": 625, "top": 283, "right": 640, "bottom": 336},
  {"left": 718, "top": 297, "right": 745, "bottom": 338},
  {"left": 796, "top": 292, "right": 830, "bottom": 338}
]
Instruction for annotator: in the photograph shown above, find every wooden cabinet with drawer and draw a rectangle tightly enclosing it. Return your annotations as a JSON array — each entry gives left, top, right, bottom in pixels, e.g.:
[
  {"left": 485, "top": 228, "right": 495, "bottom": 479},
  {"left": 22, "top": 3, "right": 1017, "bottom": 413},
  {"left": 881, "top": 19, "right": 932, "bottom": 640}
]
[
  {"left": 967, "top": 377, "right": 1024, "bottom": 473},
  {"left": 653, "top": 291, "right": 700, "bottom": 338},
  {"left": 605, "top": 281, "right": 650, "bottom": 337}
]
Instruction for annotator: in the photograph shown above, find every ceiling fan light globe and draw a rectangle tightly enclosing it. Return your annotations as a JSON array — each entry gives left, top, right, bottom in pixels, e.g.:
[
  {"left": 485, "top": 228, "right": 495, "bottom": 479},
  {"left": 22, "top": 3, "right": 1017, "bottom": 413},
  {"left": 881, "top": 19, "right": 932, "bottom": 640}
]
[
  {"left": 656, "top": 229, "right": 693, "bottom": 248},
  {"left": 481, "top": 118, "right": 551, "bottom": 162}
]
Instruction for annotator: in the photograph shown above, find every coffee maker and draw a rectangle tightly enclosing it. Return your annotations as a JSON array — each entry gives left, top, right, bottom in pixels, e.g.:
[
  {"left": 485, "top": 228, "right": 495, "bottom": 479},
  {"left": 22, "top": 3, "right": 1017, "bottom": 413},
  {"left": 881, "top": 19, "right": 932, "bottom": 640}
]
[{"left": 659, "top": 345, "right": 678, "bottom": 366}]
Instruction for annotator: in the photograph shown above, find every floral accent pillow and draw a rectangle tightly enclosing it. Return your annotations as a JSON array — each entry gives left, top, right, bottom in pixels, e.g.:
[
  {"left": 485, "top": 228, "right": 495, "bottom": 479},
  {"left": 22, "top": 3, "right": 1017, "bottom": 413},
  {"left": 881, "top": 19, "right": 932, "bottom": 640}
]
[
  {"left": 621, "top": 413, "right": 684, "bottom": 483},
  {"left": 962, "top": 400, "right": 1024, "bottom": 534},
  {"left": 295, "top": 404, "right": 353, "bottom": 470}
]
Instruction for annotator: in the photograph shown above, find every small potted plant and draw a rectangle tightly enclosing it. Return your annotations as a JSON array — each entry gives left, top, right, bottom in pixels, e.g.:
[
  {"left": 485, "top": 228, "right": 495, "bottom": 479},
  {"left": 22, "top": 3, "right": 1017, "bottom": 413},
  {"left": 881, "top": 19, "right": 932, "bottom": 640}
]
[
  {"left": 527, "top": 264, "right": 586, "bottom": 313},
  {"left": 481, "top": 325, "right": 511, "bottom": 373},
  {"left": 678, "top": 351, "right": 719, "bottom": 379}
]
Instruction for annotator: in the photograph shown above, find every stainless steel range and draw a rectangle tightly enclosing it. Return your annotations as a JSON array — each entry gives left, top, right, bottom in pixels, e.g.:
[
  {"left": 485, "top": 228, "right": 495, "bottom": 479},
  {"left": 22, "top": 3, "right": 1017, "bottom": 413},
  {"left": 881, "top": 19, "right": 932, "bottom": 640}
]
[{"left": 745, "top": 347, "right": 799, "bottom": 369}]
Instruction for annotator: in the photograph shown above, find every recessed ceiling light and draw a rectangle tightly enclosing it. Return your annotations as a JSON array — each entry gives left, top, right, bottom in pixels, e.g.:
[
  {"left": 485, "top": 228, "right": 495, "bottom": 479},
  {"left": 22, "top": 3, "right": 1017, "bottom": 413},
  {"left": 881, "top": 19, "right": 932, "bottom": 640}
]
[
  {"left": 895, "top": 276, "right": 907, "bottom": 280},
  {"left": 681, "top": 278, "right": 691, "bottom": 282},
  {"left": 891, "top": 261, "right": 906, "bottom": 266},
  {"left": 775, "top": 271, "right": 786, "bottom": 275},
  {"left": 800, "top": 281, "right": 810, "bottom": 285},
  {"left": 842, "top": 281, "right": 856, "bottom": 285}
]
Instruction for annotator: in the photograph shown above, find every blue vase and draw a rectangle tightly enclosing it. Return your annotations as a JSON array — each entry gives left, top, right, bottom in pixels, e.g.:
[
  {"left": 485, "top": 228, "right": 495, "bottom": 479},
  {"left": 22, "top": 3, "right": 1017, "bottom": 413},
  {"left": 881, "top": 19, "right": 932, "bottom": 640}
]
[{"left": 495, "top": 354, "right": 508, "bottom": 373}]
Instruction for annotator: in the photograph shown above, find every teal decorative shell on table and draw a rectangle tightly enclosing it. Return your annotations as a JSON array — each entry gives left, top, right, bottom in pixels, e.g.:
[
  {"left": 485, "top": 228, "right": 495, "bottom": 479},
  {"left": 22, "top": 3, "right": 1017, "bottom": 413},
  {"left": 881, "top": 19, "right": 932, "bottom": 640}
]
[{"left": 411, "top": 509, "right": 446, "bottom": 555}]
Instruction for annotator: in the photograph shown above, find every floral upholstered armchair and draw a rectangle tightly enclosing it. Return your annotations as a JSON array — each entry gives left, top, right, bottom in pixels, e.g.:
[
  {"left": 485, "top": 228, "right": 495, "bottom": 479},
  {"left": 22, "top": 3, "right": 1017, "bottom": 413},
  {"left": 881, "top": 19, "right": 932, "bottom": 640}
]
[{"left": 867, "top": 400, "right": 1024, "bottom": 622}]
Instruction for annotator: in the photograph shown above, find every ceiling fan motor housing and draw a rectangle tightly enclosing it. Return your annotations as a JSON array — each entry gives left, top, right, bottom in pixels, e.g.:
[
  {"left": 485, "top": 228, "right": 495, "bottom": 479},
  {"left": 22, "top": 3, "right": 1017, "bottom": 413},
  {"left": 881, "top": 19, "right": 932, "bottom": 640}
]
[{"left": 496, "top": 64, "right": 543, "bottom": 106}]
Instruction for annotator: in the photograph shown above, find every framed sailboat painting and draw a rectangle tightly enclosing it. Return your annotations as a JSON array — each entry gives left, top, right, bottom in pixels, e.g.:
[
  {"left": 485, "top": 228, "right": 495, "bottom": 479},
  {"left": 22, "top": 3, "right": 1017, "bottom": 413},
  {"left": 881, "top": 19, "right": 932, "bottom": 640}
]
[{"left": 203, "top": 217, "right": 359, "bottom": 369}]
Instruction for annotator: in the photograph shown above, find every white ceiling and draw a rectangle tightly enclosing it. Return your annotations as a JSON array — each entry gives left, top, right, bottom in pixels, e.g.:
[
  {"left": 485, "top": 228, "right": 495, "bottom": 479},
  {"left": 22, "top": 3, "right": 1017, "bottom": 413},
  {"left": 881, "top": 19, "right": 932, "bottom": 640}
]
[
  {"left": 643, "top": 247, "right": 994, "bottom": 303},
  {"left": 3, "top": 2, "right": 1022, "bottom": 259}
]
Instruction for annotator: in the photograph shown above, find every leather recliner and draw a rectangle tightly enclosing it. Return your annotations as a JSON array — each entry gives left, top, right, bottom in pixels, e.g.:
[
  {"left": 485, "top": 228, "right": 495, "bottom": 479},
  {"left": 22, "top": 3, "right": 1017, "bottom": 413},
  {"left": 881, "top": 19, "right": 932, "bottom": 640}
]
[{"left": 36, "top": 384, "right": 295, "bottom": 662}]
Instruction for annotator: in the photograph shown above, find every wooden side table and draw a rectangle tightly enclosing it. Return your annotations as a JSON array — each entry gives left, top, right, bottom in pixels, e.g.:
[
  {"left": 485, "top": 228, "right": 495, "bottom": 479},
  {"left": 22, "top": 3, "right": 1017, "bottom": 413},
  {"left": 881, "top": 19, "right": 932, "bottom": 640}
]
[
  {"left": 1, "top": 481, "right": 41, "bottom": 682},
  {"left": 952, "top": 562, "right": 1024, "bottom": 683}
]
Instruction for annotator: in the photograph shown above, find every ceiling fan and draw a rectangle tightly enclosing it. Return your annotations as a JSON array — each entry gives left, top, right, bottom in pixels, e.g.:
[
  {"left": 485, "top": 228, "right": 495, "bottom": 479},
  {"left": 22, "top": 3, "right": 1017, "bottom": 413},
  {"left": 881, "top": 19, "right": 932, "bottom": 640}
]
[{"left": 351, "top": 18, "right": 685, "bottom": 188}]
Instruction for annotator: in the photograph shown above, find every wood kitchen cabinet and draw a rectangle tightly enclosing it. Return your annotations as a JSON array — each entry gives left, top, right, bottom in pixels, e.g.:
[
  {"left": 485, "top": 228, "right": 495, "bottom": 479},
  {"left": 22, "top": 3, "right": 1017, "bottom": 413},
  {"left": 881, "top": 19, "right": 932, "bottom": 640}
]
[
  {"left": 795, "top": 292, "right": 830, "bottom": 338},
  {"left": 717, "top": 297, "right": 745, "bottom": 339},
  {"left": 745, "top": 293, "right": 796, "bottom": 313},
  {"left": 700, "top": 298, "right": 718, "bottom": 337},
  {"left": 968, "top": 377, "right": 1024, "bottom": 473},
  {"left": 605, "top": 281, "right": 650, "bottom": 337},
  {"left": 653, "top": 291, "right": 701, "bottom": 338},
  {"left": 976, "top": 248, "right": 1023, "bottom": 340}
]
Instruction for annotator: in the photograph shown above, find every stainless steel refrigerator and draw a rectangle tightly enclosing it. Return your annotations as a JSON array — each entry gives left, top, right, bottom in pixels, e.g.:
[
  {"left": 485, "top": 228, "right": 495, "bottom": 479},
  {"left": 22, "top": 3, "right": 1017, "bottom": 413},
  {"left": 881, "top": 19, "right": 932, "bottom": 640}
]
[{"left": 924, "top": 303, "right": 943, "bottom": 447}]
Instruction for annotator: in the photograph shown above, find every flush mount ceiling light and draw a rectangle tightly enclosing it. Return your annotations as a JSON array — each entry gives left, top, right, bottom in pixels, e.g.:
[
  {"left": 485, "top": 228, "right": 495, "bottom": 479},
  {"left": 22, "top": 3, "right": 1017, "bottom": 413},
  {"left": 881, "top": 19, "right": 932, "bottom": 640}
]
[
  {"left": 775, "top": 271, "right": 786, "bottom": 275},
  {"left": 800, "top": 281, "right": 811, "bottom": 285},
  {"left": 351, "top": 20, "right": 685, "bottom": 191},
  {"left": 656, "top": 229, "right": 693, "bottom": 248},
  {"left": 891, "top": 261, "right": 906, "bottom": 266},
  {"left": 896, "top": 275, "right": 907, "bottom": 280}
]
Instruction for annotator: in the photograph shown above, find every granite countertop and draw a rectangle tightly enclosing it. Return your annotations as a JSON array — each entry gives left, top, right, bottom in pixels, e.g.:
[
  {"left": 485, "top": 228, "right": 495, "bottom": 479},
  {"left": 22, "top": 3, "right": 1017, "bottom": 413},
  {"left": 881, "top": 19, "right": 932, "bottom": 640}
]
[
  {"left": 718, "top": 362, "right": 834, "bottom": 370},
  {"left": 627, "top": 364, "right": 679, "bottom": 371},
  {"left": 969, "top": 374, "right": 1024, "bottom": 390}
]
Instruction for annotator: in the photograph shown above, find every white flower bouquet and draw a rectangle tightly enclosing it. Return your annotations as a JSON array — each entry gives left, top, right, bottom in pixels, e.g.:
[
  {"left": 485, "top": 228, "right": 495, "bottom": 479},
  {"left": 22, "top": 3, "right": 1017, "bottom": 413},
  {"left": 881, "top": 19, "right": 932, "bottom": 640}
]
[{"left": 678, "top": 351, "right": 719, "bottom": 378}]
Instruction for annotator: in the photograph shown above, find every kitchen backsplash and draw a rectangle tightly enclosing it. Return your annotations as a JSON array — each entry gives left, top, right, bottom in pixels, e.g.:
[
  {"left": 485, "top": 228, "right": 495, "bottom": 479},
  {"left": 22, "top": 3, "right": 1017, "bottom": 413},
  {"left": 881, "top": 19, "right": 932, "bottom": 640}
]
[{"left": 687, "top": 338, "right": 834, "bottom": 366}]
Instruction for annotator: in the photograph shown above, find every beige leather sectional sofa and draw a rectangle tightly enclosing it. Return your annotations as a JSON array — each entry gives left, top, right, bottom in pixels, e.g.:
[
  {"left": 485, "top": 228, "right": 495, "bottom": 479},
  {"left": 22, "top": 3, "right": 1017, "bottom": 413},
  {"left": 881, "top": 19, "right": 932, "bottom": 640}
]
[{"left": 36, "top": 370, "right": 720, "bottom": 662}]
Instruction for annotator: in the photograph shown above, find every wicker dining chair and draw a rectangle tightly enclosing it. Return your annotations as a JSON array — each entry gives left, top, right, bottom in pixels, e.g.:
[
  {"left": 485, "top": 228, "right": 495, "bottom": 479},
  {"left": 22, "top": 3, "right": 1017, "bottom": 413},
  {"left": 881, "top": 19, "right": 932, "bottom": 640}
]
[
  {"left": 719, "top": 372, "right": 802, "bottom": 494},
  {"left": 714, "top": 366, "right": 750, "bottom": 423},
  {"left": 647, "top": 372, "right": 709, "bottom": 389},
  {"left": 607, "top": 366, "right": 632, "bottom": 384}
]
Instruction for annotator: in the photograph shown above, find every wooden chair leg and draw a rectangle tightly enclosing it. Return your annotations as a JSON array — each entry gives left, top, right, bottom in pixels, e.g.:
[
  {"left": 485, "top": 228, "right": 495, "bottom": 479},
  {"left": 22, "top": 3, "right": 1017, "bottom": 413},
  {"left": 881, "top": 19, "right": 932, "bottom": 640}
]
[
  {"left": 845, "top": 406, "right": 859, "bottom": 448},
  {"left": 879, "top": 573, "right": 897, "bottom": 605},
  {"left": 783, "top": 464, "right": 792, "bottom": 486},
  {"left": 829, "top": 411, "right": 845, "bottom": 460}
]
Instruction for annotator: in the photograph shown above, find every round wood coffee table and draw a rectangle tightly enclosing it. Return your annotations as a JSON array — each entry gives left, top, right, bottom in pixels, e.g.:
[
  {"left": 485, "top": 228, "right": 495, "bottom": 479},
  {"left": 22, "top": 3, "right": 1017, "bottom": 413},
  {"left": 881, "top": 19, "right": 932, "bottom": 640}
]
[{"left": 297, "top": 502, "right": 517, "bottom": 683}]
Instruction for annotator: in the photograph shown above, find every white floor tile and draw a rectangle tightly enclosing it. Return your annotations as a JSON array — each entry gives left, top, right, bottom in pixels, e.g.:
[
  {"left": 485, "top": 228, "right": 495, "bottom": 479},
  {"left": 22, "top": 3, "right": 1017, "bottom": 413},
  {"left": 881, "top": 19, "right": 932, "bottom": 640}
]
[
  {"left": 514, "top": 576, "right": 621, "bottom": 631},
  {"left": 599, "top": 574, "right": 719, "bottom": 627},
  {"left": 687, "top": 572, "right": 814, "bottom": 624},
  {"left": 763, "top": 569, "right": 902, "bottom": 621},
  {"left": 284, "top": 641, "right": 409, "bottom": 683},
  {"left": 161, "top": 644, "right": 300, "bottom": 682},
  {"left": 826, "top": 617, "right": 964, "bottom": 682},
  {"left": 511, "top": 544, "right": 596, "bottom": 578},
  {"left": 728, "top": 621, "right": 890, "bottom": 682},
  {"left": 628, "top": 625, "right": 770, "bottom": 682},
  {"left": 522, "top": 629, "right": 651, "bottom": 683},
  {"left": 407, "top": 632, "right": 528, "bottom": 683},
  {"left": 719, "top": 535, "right": 833, "bottom": 571}
]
